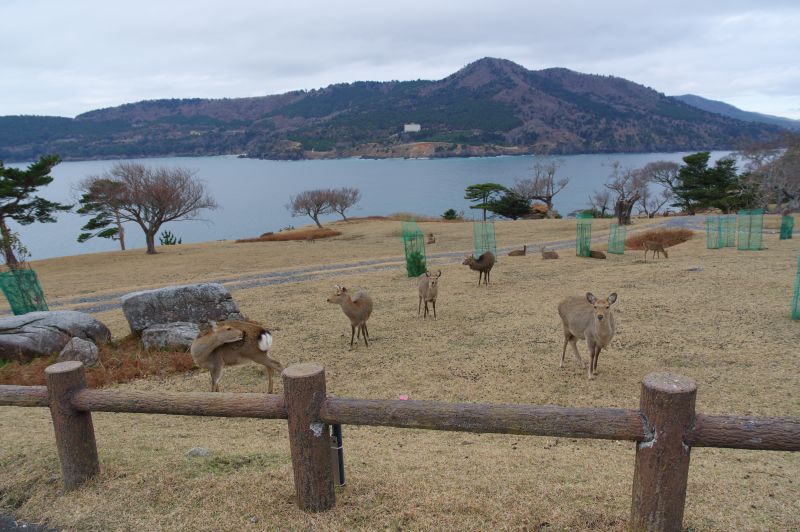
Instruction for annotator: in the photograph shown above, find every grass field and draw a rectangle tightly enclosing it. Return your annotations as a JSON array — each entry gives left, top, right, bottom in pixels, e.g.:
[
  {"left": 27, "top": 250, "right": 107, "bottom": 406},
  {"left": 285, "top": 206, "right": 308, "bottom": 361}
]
[{"left": 1, "top": 216, "right": 799, "bottom": 530}]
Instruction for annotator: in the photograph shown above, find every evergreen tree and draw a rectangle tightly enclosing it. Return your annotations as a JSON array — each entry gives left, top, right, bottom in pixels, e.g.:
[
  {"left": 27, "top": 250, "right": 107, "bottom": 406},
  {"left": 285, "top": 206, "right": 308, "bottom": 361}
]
[
  {"left": 486, "top": 191, "right": 531, "bottom": 219},
  {"left": 76, "top": 178, "right": 126, "bottom": 250},
  {"left": 464, "top": 183, "right": 507, "bottom": 220},
  {"left": 673, "top": 152, "right": 750, "bottom": 214},
  {"left": 0, "top": 155, "right": 71, "bottom": 268}
]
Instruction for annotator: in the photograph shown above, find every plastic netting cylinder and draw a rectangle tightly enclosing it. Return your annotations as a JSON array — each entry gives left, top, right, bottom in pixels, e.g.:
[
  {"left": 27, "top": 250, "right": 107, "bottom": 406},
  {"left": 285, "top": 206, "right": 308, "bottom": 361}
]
[
  {"left": 608, "top": 223, "right": 625, "bottom": 254},
  {"left": 472, "top": 221, "right": 496, "bottom": 259},
  {"left": 576, "top": 213, "right": 592, "bottom": 257},
  {"left": 737, "top": 209, "right": 764, "bottom": 251},
  {"left": 0, "top": 269, "right": 48, "bottom": 315},
  {"left": 780, "top": 215, "right": 794, "bottom": 240},
  {"left": 792, "top": 256, "right": 800, "bottom": 321},
  {"left": 706, "top": 216, "right": 723, "bottom": 249},
  {"left": 723, "top": 215, "right": 737, "bottom": 247},
  {"left": 401, "top": 221, "right": 427, "bottom": 277}
]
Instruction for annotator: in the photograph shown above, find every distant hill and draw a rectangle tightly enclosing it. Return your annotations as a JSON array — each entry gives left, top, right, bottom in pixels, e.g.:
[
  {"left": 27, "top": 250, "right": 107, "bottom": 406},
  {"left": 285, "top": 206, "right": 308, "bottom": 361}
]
[
  {"left": 0, "top": 58, "right": 782, "bottom": 162},
  {"left": 674, "top": 94, "right": 800, "bottom": 131}
]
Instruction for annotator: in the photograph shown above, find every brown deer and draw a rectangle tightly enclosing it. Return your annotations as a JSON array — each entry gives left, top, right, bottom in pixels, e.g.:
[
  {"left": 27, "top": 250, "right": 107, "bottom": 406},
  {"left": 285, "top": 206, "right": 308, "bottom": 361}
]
[
  {"left": 418, "top": 270, "right": 441, "bottom": 319},
  {"left": 508, "top": 245, "right": 527, "bottom": 256},
  {"left": 327, "top": 285, "right": 374, "bottom": 349},
  {"left": 643, "top": 240, "right": 668, "bottom": 261},
  {"left": 427, "top": 233, "right": 436, "bottom": 244},
  {"left": 589, "top": 250, "right": 607, "bottom": 259},
  {"left": 462, "top": 251, "right": 495, "bottom": 285},
  {"left": 190, "top": 320, "right": 283, "bottom": 393},
  {"left": 558, "top": 292, "right": 617, "bottom": 380},
  {"left": 541, "top": 247, "right": 559, "bottom": 259}
]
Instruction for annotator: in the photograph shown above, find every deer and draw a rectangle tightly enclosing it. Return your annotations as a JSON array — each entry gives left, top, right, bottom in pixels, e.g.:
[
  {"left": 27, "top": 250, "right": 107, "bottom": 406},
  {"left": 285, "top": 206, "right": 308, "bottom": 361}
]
[
  {"left": 190, "top": 320, "right": 283, "bottom": 393},
  {"left": 427, "top": 233, "right": 436, "bottom": 244},
  {"left": 558, "top": 292, "right": 618, "bottom": 380},
  {"left": 418, "top": 270, "right": 441, "bottom": 319},
  {"left": 643, "top": 240, "right": 668, "bottom": 261},
  {"left": 462, "top": 251, "right": 495, "bottom": 285},
  {"left": 327, "top": 285, "right": 374, "bottom": 349},
  {"left": 508, "top": 245, "right": 527, "bottom": 256},
  {"left": 541, "top": 246, "right": 559, "bottom": 259},
  {"left": 589, "top": 250, "right": 607, "bottom": 259}
]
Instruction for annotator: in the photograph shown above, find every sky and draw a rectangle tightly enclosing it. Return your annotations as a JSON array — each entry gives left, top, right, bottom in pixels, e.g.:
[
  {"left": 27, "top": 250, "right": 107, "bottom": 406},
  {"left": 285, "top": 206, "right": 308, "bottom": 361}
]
[{"left": 2, "top": 0, "right": 798, "bottom": 119}]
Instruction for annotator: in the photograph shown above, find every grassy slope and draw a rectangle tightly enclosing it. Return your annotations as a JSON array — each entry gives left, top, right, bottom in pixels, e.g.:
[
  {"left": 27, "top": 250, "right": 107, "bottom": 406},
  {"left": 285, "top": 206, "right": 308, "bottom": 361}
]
[{"left": 1, "top": 216, "right": 799, "bottom": 530}]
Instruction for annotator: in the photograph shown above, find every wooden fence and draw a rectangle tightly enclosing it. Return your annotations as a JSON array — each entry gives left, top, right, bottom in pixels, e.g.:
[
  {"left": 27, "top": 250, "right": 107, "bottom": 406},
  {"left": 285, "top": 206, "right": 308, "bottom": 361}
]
[{"left": 1, "top": 360, "right": 798, "bottom": 531}]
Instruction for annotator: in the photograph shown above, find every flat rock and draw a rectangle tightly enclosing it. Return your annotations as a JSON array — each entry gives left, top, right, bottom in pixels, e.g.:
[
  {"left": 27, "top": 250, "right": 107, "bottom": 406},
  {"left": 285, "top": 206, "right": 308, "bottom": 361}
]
[
  {"left": 0, "top": 311, "right": 111, "bottom": 363},
  {"left": 121, "top": 283, "right": 243, "bottom": 336},
  {"left": 186, "top": 447, "right": 210, "bottom": 457},
  {"left": 141, "top": 321, "right": 200, "bottom": 350},
  {"left": 57, "top": 337, "right": 100, "bottom": 367}
]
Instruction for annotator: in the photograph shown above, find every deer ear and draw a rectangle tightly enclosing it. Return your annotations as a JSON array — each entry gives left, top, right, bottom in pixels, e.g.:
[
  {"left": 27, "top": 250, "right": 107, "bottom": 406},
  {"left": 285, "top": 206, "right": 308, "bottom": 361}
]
[
  {"left": 341, "top": 287, "right": 347, "bottom": 292},
  {"left": 608, "top": 293, "right": 618, "bottom": 305},
  {"left": 586, "top": 293, "right": 596, "bottom": 304},
  {"left": 425, "top": 271, "right": 430, "bottom": 277},
  {"left": 437, "top": 270, "right": 442, "bottom": 278},
  {"left": 209, "top": 320, "right": 218, "bottom": 330}
]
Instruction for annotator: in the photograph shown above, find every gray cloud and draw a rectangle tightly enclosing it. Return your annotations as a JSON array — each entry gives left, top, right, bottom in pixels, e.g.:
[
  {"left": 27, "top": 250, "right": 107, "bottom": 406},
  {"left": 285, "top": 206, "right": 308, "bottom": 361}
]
[{"left": 1, "top": 0, "right": 798, "bottom": 118}]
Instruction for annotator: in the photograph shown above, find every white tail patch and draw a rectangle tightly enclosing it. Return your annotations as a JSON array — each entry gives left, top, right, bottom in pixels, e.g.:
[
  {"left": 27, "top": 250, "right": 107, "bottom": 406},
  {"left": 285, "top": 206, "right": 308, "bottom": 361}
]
[{"left": 257, "top": 331, "right": 273, "bottom": 351}]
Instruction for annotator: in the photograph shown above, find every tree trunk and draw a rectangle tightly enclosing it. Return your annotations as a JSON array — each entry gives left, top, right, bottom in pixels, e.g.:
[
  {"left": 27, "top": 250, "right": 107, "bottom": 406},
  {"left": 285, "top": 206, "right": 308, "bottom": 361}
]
[
  {"left": 145, "top": 230, "right": 157, "bottom": 254},
  {"left": 616, "top": 198, "right": 638, "bottom": 225},
  {"left": 115, "top": 211, "right": 126, "bottom": 251},
  {"left": 545, "top": 198, "right": 555, "bottom": 219},
  {"left": 0, "top": 216, "right": 19, "bottom": 269},
  {"left": 310, "top": 214, "right": 323, "bottom": 228}
]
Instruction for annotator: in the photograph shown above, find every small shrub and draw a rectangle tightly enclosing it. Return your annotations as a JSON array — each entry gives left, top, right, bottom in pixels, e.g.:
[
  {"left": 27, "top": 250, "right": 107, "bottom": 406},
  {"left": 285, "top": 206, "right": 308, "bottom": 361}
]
[
  {"left": 442, "top": 208, "right": 459, "bottom": 220},
  {"left": 626, "top": 228, "right": 694, "bottom": 250},
  {"left": 159, "top": 230, "right": 182, "bottom": 245},
  {"left": 236, "top": 227, "right": 341, "bottom": 243}
]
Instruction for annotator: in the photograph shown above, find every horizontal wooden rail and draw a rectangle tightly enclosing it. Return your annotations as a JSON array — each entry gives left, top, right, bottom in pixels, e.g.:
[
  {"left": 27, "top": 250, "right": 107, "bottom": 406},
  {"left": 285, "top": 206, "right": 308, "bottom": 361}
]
[
  {"left": 0, "top": 385, "right": 48, "bottom": 407},
  {"left": 71, "top": 389, "right": 287, "bottom": 419},
  {"left": 320, "top": 398, "right": 650, "bottom": 441},
  {"left": 689, "top": 413, "right": 800, "bottom": 451}
]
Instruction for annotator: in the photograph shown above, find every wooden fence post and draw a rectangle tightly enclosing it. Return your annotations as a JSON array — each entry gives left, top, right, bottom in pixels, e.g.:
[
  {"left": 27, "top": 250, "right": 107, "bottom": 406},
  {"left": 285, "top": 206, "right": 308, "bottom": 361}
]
[
  {"left": 45, "top": 361, "right": 100, "bottom": 490},
  {"left": 282, "top": 362, "right": 335, "bottom": 512},
  {"left": 630, "top": 372, "right": 696, "bottom": 531}
]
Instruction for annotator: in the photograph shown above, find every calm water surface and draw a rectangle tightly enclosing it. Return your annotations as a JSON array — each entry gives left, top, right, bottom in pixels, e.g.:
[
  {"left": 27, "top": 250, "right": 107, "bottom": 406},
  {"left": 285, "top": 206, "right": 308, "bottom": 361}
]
[{"left": 10, "top": 152, "right": 730, "bottom": 260}]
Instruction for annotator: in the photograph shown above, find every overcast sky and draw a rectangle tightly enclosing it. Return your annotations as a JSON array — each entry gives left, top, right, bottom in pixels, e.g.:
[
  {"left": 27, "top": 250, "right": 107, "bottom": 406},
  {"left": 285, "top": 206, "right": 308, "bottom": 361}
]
[{"left": 2, "top": 0, "right": 798, "bottom": 119}]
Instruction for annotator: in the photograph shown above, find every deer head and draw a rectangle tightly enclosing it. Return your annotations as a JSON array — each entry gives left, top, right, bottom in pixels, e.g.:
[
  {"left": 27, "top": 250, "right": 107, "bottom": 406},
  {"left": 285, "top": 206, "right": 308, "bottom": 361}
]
[{"left": 586, "top": 292, "right": 618, "bottom": 323}]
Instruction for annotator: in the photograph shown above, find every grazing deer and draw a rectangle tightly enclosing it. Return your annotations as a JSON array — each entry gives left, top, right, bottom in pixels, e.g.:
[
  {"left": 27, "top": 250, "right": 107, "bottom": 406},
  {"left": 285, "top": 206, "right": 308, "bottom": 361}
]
[
  {"left": 589, "top": 250, "right": 606, "bottom": 259},
  {"left": 541, "top": 247, "right": 559, "bottom": 259},
  {"left": 558, "top": 292, "right": 617, "bottom": 380},
  {"left": 508, "top": 245, "right": 527, "bottom": 257},
  {"left": 327, "top": 285, "right": 374, "bottom": 349},
  {"left": 462, "top": 251, "right": 495, "bottom": 285},
  {"left": 418, "top": 270, "right": 441, "bottom": 319},
  {"left": 305, "top": 235, "right": 316, "bottom": 244},
  {"left": 190, "top": 320, "right": 283, "bottom": 393},
  {"left": 643, "top": 240, "right": 668, "bottom": 261},
  {"left": 427, "top": 233, "right": 436, "bottom": 244}
]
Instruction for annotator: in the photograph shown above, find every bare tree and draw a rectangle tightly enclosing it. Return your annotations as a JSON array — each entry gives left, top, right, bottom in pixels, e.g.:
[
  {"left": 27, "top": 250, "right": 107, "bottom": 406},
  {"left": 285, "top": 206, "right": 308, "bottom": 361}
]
[
  {"left": 605, "top": 162, "right": 646, "bottom": 225},
  {"left": 739, "top": 136, "right": 800, "bottom": 212},
  {"left": 511, "top": 157, "right": 569, "bottom": 218},
  {"left": 328, "top": 187, "right": 361, "bottom": 220},
  {"left": 587, "top": 189, "right": 611, "bottom": 217},
  {"left": 638, "top": 161, "right": 680, "bottom": 216},
  {"left": 287, "top": 189, "right": 332, "bottom": 228},
  {"left": 638, "top": 186, "right": 674, "bottom": 218},
  {"left": 77, "top": 163, "right": 217, "bottom": 254}
]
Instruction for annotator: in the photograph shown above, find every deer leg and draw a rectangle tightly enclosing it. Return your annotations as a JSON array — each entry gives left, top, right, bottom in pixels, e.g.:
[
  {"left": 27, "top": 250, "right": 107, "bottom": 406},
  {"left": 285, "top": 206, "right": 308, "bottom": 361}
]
[
  {"left": 560, "top": 334, "right": 569, "bottom": 368},
  {"left": 350, "top": 325, "right": 356, "bottom": 349},
  {"left": 477, "top": 271, "right": 482, "bottom": 286},
  {"left": 432, "top": 299, "right": 436, "bottom": 319},
  {"left": 569, "top": 338, "right": 585, "bottom": 369},
  {"left": 418, "top": 296, "right": 422, "bottom": 316},
  {"left": 423, "top": 300, "right": 428, "bottom": 319},
  {"left": 210, "top": 358, "right": 224, "bottom": 392},
  {"left": 593, "top": 347, "right": 601, "bottom": 376},
  {"left": 361, "top": 323, "right": 369, "bottom": 347}
]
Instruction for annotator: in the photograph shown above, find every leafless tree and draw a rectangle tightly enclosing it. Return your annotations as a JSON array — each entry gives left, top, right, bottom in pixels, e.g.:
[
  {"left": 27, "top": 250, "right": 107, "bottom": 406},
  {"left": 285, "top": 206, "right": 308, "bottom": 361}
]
[
  {"left": 77, "top": 162, "right": 217, "bottom": 254},
  {"left": 638, "top": 186, "right": 674, "bottom": 218},
  {"left": 287, "top": 189, "right": 332, "bottom": 228},
  {"left": 739, "top": 135, "right": 800, "bottom": 212},
  {"left": 511, "top": 157, "right": 569, "bottom": 218},
  {"left": 605, "top": 162, "right": 646, "bottom": 225},
  {"left": 328, "top": 187, "right": 361, "bottom": 220},
  {"left": 587, "top": 189, "right": 611, "bottom": 217},
  {"left": 637, "top": 161, "right": 681, "bottom": 215}
]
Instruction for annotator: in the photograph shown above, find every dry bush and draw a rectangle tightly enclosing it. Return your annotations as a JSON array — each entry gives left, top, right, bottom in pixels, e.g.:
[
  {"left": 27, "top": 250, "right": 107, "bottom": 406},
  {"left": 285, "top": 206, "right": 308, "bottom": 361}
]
[
  {"left": 0, "top": 336, "right": 196, "bottom": 387},
  {"left": 235, "top": 227, "right": 341, "bottom": 243},
  {"left": 626, "top": 227, "right": 694, "bottom": 250}
]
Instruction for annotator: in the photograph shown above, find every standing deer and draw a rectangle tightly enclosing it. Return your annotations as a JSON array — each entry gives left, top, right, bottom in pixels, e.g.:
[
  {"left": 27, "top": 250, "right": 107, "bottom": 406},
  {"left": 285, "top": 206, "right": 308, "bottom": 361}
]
[
  {"left": 418, "top": 270, "right": 441, "bottom": 319},
  {"left": 541, "top": 246, "right": 559, "bottom": 259},
  {"left": 643, "top": 241, "right": 668, "bottom": 261},
  {"left": 558, "top": 292, "right": 618, "bottom": 380},
  {"left": 327, "top": 285, "right": 374, "bottom": 349},
  {"left": 427, "top": 233, "right": 436, "bottom": 244},
  {"left": 190, "top": 320, "right": 283, "bottom": 393},
  {"left": 508, "top": 245, "right": 527, "bottom": 256},
  {"left": 462, "top": 251, "right": 495, "bottom": 285}
]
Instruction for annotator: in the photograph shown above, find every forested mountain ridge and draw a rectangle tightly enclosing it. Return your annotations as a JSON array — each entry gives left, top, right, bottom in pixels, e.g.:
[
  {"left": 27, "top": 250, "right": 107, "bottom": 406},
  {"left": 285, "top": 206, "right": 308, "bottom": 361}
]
[{"left": 0, "top": 58, "right": 782, "bottom": 162}]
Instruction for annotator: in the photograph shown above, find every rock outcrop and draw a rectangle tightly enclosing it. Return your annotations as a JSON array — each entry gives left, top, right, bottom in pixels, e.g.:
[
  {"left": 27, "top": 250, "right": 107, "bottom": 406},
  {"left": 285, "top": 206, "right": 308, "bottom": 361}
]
[{"left": 0, "top": 311, "right": 111, "bottom": 363}]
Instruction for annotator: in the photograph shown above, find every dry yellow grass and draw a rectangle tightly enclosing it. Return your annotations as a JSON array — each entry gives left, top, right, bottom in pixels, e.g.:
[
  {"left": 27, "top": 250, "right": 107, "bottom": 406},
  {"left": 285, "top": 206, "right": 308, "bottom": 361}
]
[{"left": 1, "top": 216, "right": 799, "bottom": 530}]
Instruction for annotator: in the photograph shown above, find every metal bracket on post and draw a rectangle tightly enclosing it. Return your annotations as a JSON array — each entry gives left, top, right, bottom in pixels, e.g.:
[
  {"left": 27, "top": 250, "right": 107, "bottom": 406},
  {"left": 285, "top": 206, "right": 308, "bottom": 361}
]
[{"left": 330, "top": 423, "right": 345, "bottom": 487}]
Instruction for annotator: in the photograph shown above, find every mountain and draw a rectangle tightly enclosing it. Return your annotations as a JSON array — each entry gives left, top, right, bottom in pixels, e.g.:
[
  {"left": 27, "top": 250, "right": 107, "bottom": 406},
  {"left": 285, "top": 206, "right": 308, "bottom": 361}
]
[
  {"left": 674, "top": 94, "right": 800, "bottom": 131},
  {"left": 0, "top": 58, "right": 782, "bottom": 162}
]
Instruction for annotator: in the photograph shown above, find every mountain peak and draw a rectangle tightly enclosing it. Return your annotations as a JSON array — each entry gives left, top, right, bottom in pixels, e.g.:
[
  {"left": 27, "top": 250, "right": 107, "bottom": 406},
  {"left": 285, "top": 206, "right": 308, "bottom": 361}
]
[{"left": 446, "top": 57, "right": 531, "bottom": 88}]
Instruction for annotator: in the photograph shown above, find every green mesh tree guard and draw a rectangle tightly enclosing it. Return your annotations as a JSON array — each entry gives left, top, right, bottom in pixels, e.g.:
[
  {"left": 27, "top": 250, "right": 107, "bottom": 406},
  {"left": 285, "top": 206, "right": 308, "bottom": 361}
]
[
  {"left": 706, "top": 216, "right": 724, "bottom": 249},
  {"left": 780, "top": 215, "right": 795, "bottom": 240},
  {"left": 401, "top": 221, "right": 427, "bottom": 277},
  {"left": 792, "top": 256, "right": 800, "bottom": 321},
  {"left": 0, "top": 269, "right": 48, "bottom": 315},
  {"left": 608, "top": 223, "right": 625, "bottom": 254},
  {"left": 576, "top": 213, "right": 592, "bottom": 257},
  {"left": 723, "top": 215, "right": 737, "bottom": 247},
  {"left": 472, "top": 221, "right": 496, "bottom": 259},
  {"left": 737, "top": 209, "right": 764, "bottom": 250}
]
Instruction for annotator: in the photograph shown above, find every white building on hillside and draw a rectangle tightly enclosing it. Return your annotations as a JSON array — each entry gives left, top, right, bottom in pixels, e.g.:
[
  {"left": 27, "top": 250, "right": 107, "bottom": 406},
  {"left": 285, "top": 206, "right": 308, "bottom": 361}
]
[{"left": 403, "top": 123, "right": 422, "bottom": 133}]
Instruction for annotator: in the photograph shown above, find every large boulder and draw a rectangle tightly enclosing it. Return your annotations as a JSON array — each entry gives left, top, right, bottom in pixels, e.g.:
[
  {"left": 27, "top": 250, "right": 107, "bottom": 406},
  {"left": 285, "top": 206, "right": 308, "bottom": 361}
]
[
  {"left": 57, "top": 337, "right": 100, "bottom": 367},
  {"left": 0, "top": 311, "right": 111, "bottom": 363},
  {"left": 121, "top": 283, "right": 243, "bottom": 337},
  {"left": 141, "top": 321, "right": 200, "bottom": 351}
]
